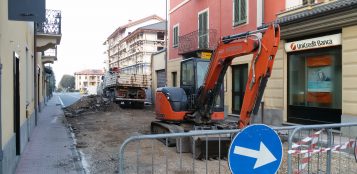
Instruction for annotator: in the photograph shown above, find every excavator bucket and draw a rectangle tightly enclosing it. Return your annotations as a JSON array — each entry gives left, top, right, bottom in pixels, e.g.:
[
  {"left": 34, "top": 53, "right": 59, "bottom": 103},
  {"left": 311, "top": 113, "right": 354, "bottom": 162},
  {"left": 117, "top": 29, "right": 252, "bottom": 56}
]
[{"left": 191, "top": 134, "right": 231, "bottom": 159}]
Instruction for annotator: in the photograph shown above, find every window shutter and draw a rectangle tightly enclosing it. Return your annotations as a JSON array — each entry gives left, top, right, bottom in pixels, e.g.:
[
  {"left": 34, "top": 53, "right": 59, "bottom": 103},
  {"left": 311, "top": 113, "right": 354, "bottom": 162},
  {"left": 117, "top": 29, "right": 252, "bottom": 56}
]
[
  {"left": 234, "top": 0, "right": 239, "bottom": 24},
  {"left": 233, "top": 0, "right": 246, "bottom": 26},
  {"left": 240, "top": 0, "right": 247, "bottom": 22}
]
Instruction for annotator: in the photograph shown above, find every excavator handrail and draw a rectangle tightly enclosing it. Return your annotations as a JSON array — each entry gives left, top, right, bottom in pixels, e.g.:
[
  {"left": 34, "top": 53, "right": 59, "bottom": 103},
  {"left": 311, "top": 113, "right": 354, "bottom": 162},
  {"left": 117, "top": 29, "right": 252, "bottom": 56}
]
[{"left": 222, "top": 27, "right": 269, "bottom": 44}]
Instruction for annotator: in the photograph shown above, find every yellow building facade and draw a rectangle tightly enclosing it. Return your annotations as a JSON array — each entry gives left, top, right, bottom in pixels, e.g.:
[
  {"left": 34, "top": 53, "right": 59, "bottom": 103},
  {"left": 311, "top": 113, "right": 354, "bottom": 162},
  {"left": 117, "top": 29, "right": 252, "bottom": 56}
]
[{"left": 0, "top": 0, "right": 61, "bottom": 173}]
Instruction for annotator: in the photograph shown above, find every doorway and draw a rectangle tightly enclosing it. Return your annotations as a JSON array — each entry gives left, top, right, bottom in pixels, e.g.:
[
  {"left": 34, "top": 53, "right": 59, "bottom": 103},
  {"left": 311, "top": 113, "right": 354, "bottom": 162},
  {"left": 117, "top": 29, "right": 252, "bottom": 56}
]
[
  {"left": 232, "top": 64, "right": 248, "bottom": 114},
  {"left": 13, "top": 53, "right": 20, "bottom": 155}
]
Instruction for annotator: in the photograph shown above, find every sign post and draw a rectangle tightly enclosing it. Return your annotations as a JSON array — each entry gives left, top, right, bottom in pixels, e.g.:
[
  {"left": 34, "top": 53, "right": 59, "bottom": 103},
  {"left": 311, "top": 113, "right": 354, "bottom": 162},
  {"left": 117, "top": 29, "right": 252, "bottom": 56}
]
[{"left": 228, "top": 124, "right": 283, "bottom": 174}]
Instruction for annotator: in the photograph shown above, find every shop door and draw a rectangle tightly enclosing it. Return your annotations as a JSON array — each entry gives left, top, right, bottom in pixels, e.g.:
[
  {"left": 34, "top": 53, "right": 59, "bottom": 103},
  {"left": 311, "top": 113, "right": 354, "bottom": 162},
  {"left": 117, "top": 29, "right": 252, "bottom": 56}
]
[{"left": 232, "top": 64, "right": 248, "bottom": 114}]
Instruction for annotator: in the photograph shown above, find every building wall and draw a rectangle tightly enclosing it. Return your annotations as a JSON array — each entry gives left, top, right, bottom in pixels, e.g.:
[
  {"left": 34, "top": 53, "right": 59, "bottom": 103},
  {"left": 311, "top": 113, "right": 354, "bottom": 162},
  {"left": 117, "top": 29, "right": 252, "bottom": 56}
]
[
  {"left": 342, "top": 25, "right": 357, "bottom": 116},
  {"left": 224, "top": 54, "right": 252, "bottom": 113},
  {"left": 0, "top": 0, "right": 40, "bottom": 173},
  {"left": 151, "top": 51, "right": 166, "bottom": 102},
  {"left": 167, "top": 58, "right": 182, "bottom": 87},
  {"left": 75, "top": 74, "right": 102, "bottom": 90},
  {"left": 0, "top": 0, "right": 36, "bottom": 147},
  {"left": 107, "top": 18, "right": 163, "bottom": 69},
  {"left": 167, "top": 0, "right": 285, "bottom": 118},
  {"left": 265, "top": 41, "right": 285, "bottom": 110},
  {"left": 118, "top": 31, "right": 164, "bottom": 75},
  {"left": 340, "top": 25, "right": 357, "bottom": 134},
  {"left": 168, "top": 0, "right": 285, "bottom": 60}
]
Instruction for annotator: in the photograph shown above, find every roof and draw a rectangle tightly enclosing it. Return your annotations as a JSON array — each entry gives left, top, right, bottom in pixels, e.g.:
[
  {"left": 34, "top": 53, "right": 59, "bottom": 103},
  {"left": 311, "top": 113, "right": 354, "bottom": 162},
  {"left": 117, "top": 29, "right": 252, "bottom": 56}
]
[
  {"left": 278, "top": 0, "right": 357, "bottom": 25},
  {"left": 139, "top": 21, "right": 166, "bottom": 31},
  {"left": 107, "top": 15, "right": 164, "bottom": 40},
  {"left": 119, "top": 21, "right": 166, "bottom": 44},
  {"left": 75, "top": 69, "right": 104, "bottom": 75}
]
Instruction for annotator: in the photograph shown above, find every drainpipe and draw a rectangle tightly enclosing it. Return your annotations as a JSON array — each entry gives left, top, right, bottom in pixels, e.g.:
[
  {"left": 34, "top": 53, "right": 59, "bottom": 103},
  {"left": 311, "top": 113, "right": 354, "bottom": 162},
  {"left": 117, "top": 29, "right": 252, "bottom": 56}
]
[
  {"left": 34, "top": 22, "right": 38, "bottom": 126},
  {"left": 0, "top": 63, "right": 3, "bottom": 172},
  {"left": 165, "top": 0, "right": 168, "bottom": 86}
]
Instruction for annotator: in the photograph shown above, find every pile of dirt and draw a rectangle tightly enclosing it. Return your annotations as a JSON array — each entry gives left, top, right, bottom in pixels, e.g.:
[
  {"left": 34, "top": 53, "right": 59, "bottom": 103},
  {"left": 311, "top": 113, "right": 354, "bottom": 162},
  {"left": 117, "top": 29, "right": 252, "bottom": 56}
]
[{"left": 63, "top": 95, "right": 120, "bottom": 117}]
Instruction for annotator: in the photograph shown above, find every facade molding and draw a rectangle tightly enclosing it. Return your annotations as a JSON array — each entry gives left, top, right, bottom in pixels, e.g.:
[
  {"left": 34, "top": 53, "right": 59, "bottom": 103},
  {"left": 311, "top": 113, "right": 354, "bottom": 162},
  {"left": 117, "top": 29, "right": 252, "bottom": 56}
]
[{"left": 280, "top": 9, "right": 357, "bottom": 39}]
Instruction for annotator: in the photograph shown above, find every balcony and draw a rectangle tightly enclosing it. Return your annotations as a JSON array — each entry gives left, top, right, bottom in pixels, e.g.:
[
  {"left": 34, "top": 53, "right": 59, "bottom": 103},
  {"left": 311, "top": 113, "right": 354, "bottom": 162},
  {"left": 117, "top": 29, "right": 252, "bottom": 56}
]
[
  {"left": 178, "top": 29, "right": 218, "bottom": 56},
  {"left": 41, "top": 48, "right": 57, "bottom": 64},
  {"left": 278, "top": 0, "right": 326, "bottom": 17},
  {"left": 36, "top": 9, "right": 62, "bottom": 54},
  {"left": 277, "top": 0, "right": 357, "bottom": 39}
]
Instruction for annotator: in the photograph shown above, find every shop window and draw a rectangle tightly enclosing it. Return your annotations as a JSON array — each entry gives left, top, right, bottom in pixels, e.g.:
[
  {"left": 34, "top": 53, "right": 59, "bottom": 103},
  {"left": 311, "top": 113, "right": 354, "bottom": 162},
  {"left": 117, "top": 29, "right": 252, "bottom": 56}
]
[{"left": 288, "top": 47, "right": 341, "bottom": 109}]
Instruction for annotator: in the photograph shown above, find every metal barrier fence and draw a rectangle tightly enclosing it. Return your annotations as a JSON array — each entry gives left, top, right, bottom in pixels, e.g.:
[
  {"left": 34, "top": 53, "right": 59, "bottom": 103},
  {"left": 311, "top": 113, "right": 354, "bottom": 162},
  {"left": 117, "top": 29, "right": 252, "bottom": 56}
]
[{"left": 118, "top": 123, "right": 357, "bottom": 174}]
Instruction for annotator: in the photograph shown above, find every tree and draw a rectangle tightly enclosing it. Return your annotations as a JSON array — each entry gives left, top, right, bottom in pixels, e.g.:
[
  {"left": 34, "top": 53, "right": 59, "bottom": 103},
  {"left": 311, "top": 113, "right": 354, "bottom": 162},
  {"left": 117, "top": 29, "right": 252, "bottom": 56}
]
[{"left": 58, "top": 74, "right": 75, "bottom": 90}]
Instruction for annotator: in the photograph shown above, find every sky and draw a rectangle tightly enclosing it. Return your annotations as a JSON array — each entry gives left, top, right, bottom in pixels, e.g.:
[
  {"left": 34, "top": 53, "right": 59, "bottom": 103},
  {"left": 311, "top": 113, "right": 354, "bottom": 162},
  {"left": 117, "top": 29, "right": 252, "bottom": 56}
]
[{"left": 46, "top": 0, "right": 166, "bottom": 85}]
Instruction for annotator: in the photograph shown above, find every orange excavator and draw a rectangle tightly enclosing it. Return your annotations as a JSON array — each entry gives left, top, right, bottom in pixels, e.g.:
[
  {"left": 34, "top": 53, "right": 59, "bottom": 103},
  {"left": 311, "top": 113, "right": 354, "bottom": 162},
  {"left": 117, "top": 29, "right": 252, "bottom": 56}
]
[{"left": 152, "top": 24, "right": 280, "bottom": 158}]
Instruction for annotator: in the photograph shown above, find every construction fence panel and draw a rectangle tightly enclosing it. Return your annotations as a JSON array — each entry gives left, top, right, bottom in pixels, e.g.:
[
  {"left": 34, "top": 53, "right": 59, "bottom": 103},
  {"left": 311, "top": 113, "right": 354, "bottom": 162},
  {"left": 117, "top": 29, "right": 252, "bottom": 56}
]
[
  {"left": 287, "top": 123, "right": 357, "bottom": 174},
  {"left": 118, "top": 123, "right": 357, "bottom": 174}
]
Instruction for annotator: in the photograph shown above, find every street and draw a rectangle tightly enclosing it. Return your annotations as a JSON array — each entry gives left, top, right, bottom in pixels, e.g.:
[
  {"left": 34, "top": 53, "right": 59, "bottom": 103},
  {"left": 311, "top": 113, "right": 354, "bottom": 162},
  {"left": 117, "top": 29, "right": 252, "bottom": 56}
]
[{"left": 56, "top": 92, "right": 82, "bottom": 107}]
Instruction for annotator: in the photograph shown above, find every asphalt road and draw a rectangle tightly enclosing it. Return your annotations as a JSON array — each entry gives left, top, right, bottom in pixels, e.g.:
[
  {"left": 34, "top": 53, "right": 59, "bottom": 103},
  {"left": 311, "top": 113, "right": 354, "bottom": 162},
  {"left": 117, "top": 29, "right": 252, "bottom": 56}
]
[{"left": 55, "top": 92, "right": 82, "bottom": 107}]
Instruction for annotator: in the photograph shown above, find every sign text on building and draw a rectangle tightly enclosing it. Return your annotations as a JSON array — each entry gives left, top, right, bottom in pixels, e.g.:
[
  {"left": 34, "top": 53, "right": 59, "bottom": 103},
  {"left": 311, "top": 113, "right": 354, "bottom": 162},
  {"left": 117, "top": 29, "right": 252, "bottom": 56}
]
[{"left": 285, "top": 34, "right": 341, "bottom": 52}]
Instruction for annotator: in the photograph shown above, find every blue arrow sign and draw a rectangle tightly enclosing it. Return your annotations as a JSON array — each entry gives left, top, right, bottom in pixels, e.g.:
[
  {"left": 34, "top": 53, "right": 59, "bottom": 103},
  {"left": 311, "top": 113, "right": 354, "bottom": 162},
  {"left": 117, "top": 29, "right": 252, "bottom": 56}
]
[{"left": 228, "top": 124, "right": 283, "bottom": 174}]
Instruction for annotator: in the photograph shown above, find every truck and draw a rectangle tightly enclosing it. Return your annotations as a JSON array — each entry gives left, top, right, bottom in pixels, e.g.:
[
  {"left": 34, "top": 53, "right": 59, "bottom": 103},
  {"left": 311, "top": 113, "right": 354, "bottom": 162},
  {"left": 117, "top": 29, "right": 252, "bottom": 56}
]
[
  {"left": 152, "top": 24, "right": 280, "bottom": 158},
  {"left": 99, "top": 67, "right": 150, "bottom": 108}
]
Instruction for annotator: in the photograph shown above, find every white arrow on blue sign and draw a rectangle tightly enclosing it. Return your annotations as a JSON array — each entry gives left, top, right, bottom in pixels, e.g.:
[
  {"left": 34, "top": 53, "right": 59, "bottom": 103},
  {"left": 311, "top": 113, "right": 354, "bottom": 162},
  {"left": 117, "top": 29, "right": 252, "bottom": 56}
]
[{"left": 228, "top": 124, "right": 283, "bottom": 174}]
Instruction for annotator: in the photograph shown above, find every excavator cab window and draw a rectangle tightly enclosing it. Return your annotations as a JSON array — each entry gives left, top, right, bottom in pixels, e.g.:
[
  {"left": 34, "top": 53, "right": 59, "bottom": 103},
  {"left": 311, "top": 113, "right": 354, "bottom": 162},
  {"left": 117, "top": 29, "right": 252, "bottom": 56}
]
[
  {"left": 180, "top": 58, "right": 224, "bottom": 111},
  {"left": 180, "top": 58, "right": 208, "bottom": 95}
]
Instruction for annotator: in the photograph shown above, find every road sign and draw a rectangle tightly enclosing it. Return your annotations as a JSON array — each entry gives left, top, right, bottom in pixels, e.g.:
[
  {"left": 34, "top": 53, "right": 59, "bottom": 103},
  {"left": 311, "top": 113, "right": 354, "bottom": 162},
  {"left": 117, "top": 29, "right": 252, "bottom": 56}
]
[{"left": 228, "top": 124, "right": 283, "bottom": 174}]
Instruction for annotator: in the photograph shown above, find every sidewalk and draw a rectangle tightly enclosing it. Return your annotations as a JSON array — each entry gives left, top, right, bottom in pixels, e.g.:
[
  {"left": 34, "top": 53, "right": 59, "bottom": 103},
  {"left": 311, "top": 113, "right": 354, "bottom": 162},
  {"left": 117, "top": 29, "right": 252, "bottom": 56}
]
[{"left": 15, "top": 96, "right": 84, "bottom": 174}]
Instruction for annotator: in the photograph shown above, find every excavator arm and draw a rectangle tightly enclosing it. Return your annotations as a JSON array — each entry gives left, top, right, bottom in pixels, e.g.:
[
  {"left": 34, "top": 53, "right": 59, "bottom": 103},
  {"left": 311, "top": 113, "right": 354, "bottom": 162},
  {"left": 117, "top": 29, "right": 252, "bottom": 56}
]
[{"left": 195, "top": 24, "right": 280, "bottom": 128}]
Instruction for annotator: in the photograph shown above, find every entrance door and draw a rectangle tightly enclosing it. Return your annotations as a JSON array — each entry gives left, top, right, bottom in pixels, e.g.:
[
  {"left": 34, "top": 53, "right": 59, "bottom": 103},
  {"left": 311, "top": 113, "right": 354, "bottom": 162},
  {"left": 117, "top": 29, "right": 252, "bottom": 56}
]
[
  {"left": 13, "top": 53, "right": 20, "bottom": 155},
  {"left": 232, "top": 64, "right": 248, "bottom": 114}
]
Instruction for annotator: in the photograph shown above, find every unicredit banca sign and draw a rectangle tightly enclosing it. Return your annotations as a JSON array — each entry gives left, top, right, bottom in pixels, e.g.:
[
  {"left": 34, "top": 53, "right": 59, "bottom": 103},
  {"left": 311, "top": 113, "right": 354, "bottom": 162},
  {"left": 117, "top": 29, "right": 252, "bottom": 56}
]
[{"left": 285, "top": 34, "right": 341, "bottom": 52}]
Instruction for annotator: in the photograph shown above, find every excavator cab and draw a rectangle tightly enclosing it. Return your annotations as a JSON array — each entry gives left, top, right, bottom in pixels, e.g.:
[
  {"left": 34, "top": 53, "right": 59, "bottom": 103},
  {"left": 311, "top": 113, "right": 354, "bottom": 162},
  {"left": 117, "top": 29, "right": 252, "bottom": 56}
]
[
  {"left": 155, "top": 57, "right": 224, "bottom": 122},
  {"left": 180, "top": 58, "right": 224, "bottom": 112}
]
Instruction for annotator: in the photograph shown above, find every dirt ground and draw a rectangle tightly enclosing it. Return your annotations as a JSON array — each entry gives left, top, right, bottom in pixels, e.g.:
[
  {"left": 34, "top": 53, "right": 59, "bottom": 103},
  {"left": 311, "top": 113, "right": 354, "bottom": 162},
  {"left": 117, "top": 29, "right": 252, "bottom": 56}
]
[
  {"left": 65, "top": 99, "right": 357, "bottom": 174},
  {"left": 66, "top": 103, "right": 155, "bottom": 174}
]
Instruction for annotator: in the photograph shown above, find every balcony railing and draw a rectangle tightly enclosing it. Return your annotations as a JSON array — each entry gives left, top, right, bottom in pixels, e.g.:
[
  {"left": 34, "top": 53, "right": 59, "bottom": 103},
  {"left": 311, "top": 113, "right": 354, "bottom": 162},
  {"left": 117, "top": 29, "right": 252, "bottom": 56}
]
[
  {"left": 178, "top": 29, "right": 218, "bottom": 55},
  {"left": 280, "top": 0, "right": 323, "bottom": 15},
  {"left": 42, "top": 48, "right": 57, "bottom": 57},
  {"left": 36, "top": 9, "right": 61, "bottom": 35}
]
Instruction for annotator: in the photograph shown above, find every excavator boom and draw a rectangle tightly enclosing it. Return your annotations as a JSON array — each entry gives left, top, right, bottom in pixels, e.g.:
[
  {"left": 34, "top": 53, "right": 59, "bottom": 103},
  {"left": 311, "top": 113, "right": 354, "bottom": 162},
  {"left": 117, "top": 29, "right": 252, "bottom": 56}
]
[{"left": 195, "top": 24, "right": 281, "bottom": 128}]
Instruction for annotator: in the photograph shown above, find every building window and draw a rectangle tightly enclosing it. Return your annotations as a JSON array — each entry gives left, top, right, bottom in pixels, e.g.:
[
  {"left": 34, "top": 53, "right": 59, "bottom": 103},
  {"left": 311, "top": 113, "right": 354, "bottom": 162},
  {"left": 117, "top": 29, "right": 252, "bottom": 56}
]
[
  {"left": 157, "top": 32, "right": 165, "bottom": 40},
  {"left": 173, "top": 24, "right": 179, "bottom": 47},
  {"left": 233, "top": 0, "right": 247, "bottom": 26},
  {"left": 198, "top": 10, "right": 209, "bottom": 49},
  {"left": 172, "top": 72, "right": 177, "bottom": 87}
]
